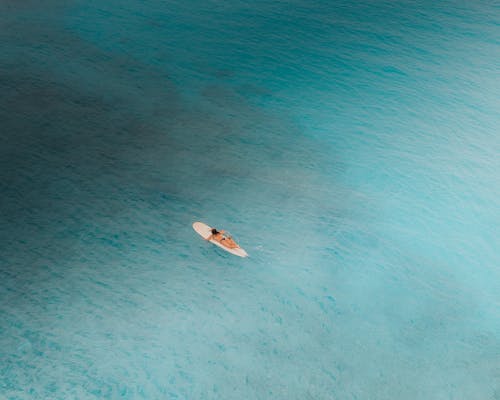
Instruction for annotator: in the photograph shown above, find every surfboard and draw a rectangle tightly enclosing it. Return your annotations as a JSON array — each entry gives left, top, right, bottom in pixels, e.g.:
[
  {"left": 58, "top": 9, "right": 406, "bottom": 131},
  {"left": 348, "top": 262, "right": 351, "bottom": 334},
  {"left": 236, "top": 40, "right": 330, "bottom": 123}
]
[{"left": 193, "top": 222, "right": 248, "bottom": 258}]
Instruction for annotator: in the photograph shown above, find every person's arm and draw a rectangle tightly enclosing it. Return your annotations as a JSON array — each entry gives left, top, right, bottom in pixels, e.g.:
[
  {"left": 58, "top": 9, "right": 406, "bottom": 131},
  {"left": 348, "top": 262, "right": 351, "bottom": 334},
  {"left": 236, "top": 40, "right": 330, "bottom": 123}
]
[{"left": 206, "top": 234, "right": 213, "bottom": 241}]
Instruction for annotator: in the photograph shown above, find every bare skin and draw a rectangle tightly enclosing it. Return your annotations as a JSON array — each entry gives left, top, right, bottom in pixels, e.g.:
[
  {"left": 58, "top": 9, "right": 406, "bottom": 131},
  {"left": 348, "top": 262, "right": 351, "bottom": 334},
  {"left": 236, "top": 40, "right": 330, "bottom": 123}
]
[{"left": 206, "top": 229, "right": 239, "bottom": 249}]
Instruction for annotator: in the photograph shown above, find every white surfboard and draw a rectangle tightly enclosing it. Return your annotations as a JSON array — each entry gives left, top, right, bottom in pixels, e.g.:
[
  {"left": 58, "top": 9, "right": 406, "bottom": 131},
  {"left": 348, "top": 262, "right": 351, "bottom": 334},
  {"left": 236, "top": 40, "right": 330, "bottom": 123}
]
[{"left": 193, "top": 222, "right": 248, "bottom": 258}]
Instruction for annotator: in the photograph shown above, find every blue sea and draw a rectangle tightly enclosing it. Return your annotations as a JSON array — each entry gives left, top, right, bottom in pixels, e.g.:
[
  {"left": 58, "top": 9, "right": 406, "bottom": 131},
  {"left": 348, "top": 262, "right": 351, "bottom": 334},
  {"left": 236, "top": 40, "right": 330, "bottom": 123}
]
[{"left": 1, "top": 1, "right": 499, "bottom": 399}]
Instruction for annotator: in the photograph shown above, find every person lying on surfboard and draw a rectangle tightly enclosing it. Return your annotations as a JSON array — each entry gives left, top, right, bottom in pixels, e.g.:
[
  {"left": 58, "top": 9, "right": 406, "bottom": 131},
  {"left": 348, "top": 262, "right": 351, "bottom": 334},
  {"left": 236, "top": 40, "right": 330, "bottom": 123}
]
[{"left": 206, "top": 228, "right": 239, "bottom": 249}]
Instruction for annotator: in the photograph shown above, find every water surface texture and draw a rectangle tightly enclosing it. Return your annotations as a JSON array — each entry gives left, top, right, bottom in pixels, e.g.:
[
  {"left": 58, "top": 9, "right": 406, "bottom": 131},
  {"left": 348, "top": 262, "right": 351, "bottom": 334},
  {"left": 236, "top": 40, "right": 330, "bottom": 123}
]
[{"left": 1, "top": 1, "right": 499, "bottom": 399}]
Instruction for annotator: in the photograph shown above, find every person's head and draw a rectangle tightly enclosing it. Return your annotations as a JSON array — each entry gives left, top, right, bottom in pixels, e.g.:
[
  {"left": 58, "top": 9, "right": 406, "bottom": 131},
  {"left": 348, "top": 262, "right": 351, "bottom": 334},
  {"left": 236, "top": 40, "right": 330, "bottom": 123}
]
[{"left": 211, "top": 228, "right": 219, "bottom": 235}]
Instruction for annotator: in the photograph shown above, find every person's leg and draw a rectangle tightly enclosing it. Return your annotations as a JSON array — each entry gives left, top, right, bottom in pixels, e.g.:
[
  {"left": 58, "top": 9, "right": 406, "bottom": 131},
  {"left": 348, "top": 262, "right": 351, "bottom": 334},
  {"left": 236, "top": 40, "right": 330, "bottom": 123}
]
[{"left": 226, "top": 239, "right": 238, "bottom": 248}]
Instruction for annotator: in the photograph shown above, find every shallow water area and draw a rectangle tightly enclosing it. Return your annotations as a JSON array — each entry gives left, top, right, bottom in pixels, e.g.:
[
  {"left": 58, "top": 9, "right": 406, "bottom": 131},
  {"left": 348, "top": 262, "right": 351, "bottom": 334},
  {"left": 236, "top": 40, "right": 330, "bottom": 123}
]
[{"left": 1, "top": 1, "right": 499, "bottom": 399}]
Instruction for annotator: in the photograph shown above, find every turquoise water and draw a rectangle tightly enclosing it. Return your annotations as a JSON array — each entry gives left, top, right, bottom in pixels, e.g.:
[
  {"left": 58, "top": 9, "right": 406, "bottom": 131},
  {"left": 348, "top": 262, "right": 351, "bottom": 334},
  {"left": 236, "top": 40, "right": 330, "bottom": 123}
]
[{"left": 1, "top": 1, "right": 499, "bottom": 398}]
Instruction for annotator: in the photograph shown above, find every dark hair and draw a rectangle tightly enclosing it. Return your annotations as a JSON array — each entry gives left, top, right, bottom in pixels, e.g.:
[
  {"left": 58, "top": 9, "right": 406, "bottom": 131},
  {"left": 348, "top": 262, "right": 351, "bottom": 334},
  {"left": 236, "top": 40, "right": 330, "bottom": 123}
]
[{"left": 211, "top": 228, "right": 219, "bottom": 234}]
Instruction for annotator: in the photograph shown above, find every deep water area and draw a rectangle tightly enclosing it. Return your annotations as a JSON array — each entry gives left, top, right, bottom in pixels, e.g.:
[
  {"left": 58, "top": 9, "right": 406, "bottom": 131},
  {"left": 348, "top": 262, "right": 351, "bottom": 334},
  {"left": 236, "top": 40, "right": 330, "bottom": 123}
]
[{"left": 1, "top": 1, "right": 499, "bottom": 399}]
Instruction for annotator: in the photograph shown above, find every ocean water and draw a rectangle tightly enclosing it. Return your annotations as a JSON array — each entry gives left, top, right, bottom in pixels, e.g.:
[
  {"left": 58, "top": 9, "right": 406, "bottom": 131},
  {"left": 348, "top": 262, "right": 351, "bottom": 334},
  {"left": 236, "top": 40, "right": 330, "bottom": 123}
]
[{"left": 1, "top": 1, "right": 499, "bottom": 399}]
